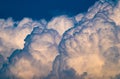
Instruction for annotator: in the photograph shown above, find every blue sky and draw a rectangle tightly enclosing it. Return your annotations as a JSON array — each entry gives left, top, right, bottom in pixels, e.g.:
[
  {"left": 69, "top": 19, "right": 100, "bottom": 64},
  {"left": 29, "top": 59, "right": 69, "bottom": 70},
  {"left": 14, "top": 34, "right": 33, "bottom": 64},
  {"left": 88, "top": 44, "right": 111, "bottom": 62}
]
[{"left": 0, "top": 0, "right": 98, "bottom": 20}]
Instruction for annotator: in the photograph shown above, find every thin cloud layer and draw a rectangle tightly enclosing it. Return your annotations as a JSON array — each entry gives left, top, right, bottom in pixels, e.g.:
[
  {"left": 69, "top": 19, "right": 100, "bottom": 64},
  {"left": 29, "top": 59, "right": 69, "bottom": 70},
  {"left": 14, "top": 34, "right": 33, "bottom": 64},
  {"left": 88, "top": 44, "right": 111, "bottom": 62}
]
[{"left": 1, "top": 0, "right": 120, "bottom": 79}]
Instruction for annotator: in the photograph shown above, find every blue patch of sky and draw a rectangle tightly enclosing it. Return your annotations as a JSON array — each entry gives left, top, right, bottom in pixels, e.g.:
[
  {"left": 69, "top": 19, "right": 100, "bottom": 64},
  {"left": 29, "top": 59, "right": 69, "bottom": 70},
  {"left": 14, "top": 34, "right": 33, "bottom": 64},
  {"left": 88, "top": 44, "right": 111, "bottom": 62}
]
[{"left": 0, "top": 0, "right": 98, "bottom": 21}]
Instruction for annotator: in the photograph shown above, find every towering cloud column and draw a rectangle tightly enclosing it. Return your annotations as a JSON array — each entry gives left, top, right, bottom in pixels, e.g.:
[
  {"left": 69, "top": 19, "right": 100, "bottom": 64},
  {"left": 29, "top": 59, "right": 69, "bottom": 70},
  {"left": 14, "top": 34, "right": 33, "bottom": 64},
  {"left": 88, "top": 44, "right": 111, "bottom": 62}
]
[
  {"left": 54, "top": 0, "right": 120, "bottom": 79},
  {"left": 1, "top": 0, "right": 120, "bottom": 79}
]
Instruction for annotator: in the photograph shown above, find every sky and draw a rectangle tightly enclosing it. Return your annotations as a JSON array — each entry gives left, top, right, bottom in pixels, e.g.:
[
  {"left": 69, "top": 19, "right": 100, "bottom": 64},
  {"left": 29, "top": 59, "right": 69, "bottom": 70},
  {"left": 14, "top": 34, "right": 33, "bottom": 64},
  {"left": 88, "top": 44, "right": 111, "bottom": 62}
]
[
  {"left": 1, "top": 0, "right": 120, "bottom": 79},
  {"left": 0, "top": 0, "right": 98, "bottom": 20}
]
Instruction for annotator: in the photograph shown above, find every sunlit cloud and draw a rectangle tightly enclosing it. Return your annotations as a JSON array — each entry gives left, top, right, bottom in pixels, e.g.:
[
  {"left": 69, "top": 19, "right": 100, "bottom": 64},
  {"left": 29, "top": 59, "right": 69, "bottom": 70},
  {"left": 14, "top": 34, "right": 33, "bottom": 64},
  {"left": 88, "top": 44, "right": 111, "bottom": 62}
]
[{"left": 1, "top": 0, "right": 120, "bottom": 79}]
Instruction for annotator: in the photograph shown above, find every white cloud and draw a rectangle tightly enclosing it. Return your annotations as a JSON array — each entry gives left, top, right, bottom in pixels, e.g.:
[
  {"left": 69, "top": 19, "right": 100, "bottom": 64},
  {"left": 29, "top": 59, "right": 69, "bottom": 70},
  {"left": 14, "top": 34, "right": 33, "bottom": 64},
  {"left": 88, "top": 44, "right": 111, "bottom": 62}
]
[
  {"left": 47, "top": 16, "right": 74, "bottom": 36},
  {"left": 9, "top": 27, "right": 60, "bottom": 79},
  {"left": 0, "top": 18, "right": 44, "bottom": 60},
  {"left": 1, "top": 0, "right": 120, "bottom": 79},
  {"left": 56, "top": 0, "right": 120, "bottom": 79}
]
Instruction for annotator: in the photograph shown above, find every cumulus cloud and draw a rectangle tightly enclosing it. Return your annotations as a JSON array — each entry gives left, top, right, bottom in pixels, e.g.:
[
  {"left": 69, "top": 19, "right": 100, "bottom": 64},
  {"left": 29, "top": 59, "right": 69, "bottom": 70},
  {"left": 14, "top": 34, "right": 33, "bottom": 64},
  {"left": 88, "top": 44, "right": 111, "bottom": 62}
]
[
  {"left": 1, "top": 0, "right": 120, "bottom": 79},
  {"left": 0, "top": 18, "right": 43, "bottom": 61},
  {"left": 47, "top": 15, "right": 74, "bottom": 36},
  {"left": 0, "top": 16, "right": 73, "bottom": 79},
  {"left": 56, "top": 0, "right": 120, "bottom": 79}
]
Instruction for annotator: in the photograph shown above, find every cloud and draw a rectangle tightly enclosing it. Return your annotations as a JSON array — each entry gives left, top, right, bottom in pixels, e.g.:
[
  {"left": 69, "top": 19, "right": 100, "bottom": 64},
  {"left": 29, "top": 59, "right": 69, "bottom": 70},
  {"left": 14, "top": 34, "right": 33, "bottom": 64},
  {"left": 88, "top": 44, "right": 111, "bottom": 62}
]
[
  {"left": 0, "top": 16, "right": 73, "bottom": 79},
  {"left": 0, "top": 18, "right": 43, "bottom": 61},
  {"left": 1, "top": 0, "right": 120, "bottom": 79},
  {"left": 55, "top": 0, "right": 120, "bottom": 79},
  {"left": 47, "top": 15, "right": 74, "bottom": 36}
]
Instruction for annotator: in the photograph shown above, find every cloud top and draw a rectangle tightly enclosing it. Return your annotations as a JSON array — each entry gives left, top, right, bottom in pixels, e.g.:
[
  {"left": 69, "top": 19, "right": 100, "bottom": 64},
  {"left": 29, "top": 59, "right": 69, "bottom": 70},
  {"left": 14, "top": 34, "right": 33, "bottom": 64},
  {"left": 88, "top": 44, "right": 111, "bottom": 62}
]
[{"left": 1, "top": 0, "right": 120, "bottom": 79}]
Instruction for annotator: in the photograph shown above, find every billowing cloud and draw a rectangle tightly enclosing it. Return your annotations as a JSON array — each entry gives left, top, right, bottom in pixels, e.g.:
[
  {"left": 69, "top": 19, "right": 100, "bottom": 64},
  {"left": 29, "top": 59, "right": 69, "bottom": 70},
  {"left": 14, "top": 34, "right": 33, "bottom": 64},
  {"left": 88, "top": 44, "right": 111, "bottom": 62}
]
[
  {"left": 0, "top": 18, "right": 43, "bottom": 61},
  {"left": 10, "top": 28, "right": 60, "bottom": 79},
  {"left": 56, "top": 0, "right": 120, "bottom": 79},
  {"left": 47, "top": 15, "right": 74, "bottom": 36},
  {"left": 1, "top": 0, "right": 120, "bottom": 79}
]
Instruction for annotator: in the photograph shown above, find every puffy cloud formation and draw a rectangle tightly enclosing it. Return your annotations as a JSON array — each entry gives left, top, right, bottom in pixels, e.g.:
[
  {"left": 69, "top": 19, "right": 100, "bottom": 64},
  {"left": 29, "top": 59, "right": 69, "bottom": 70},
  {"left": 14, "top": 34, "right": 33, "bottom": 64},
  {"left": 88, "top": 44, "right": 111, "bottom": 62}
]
[
  {"left": 0, "top": 18, "right": 42, "bottom": 60},
  {"left": 56, "top": 0, "right": 120, "bottom": 79},
  {"left": 0, "top": 16, "right": 73, "bottom": 79},
  {"left": 1, "top": 0, "right": 120, "bottom": 79},
  {"left": 47, "top": 16, "right": 74, "bottom": 36},
  {"left": 9, "top": 28, "right": 60, "bottom": 79}
]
